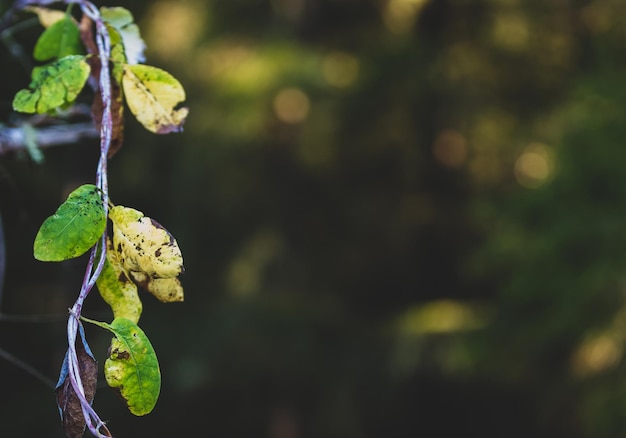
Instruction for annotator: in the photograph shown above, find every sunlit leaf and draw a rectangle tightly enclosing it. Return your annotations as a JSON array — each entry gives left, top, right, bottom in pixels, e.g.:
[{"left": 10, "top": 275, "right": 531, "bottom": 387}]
[
  {"left": 25, "top": 6, "right": 66, "bottom": 28},
  {"left": 95, "top": 317, "right": 161, "bottom": 416},
  {"left": 13, "top": 55, "right": 90, "bottom": 114},
  {"left": 33, "top": 184, "right": 106, "bottom": 261},
  {"left": 130, "top": 271, "right": 184, "bottom": 303},
  {"left": 122, "top": 64, "right": 188, "bottom": 134},
  {"left": 33, "top": 15, "right": 83, "bottom": 61},
  {"left": 55, "top": 324, "right": 97, "bottom": 438},
  {"left": 101, "top": 6, "right": 145, "bottom": 65},
  {"left": 96, "top": 238, "right": 143, "bottom": 323},
  {"left": 109, "top": 205, "right": 184, "bottom": 278}
]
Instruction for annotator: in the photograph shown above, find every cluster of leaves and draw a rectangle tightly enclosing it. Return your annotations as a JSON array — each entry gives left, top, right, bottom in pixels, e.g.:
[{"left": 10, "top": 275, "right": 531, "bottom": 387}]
[
  {"left": 7, "top": 2, "right": 188, "bottom": 437},
  {"left": 33, "top": 184, "right": 185, "bottom": 414},
  {"left": 14, "top": 4, "right": 188, "bottom": 139}
]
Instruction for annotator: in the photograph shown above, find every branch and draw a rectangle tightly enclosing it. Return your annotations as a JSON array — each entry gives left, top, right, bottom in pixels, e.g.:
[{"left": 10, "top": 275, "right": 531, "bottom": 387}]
[
  {"left": 0, "top": 346, "right": 56, "bottom": 389},
  {"left": 0, "top": 122, "right": 99, "bottom": 154}
]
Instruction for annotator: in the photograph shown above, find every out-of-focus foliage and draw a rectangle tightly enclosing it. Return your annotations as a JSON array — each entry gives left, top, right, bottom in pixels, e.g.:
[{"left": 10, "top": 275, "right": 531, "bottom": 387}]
[{"left": 3, "top": 0, "right": 626, "bottom": 437}]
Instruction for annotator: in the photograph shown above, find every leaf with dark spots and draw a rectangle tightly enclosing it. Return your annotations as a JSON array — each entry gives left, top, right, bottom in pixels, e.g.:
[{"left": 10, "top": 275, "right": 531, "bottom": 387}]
[
  {"left": 130, "top": 271, "right": 184, "bottom": 302},
  {"left": 83, "top": 317, "right": 161, "bottom": 416},
  {"left": 109, "top": 205, "right": 184, "bottom": 278},
  {"left": 12, "top": 55, "right": 90, "bottom": 114},
  {"left": 121, "top": 64, "right": 188, "bottom": 134}
]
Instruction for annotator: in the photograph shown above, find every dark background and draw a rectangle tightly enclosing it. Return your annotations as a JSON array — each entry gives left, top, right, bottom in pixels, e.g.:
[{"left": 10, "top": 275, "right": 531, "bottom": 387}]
[{"left": 2, "top": 0, "right": 626, "bottom": 436}]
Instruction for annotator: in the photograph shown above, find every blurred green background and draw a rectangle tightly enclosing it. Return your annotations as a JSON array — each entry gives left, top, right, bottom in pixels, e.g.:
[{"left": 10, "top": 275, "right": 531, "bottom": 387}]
[{"left": 2, "top": 0, "right": 626, "bottom": 436}]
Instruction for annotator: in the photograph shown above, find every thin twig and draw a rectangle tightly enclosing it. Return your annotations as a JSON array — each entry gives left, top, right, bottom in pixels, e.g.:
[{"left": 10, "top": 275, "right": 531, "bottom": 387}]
[
  {"left": 0, "top": 346, "right": 56, "bottom": 389},
  {"left": 0, "top": 312, "right": 67, "bottom": 322},
  {"left": 5, "top": 1, "right": 116, "bottom": 436},
  {"left": 67, "top": 1, "right": 113, "bottom": 436},
  {"left": 0, "top": 122, "right": 99, "bottom": 154}
]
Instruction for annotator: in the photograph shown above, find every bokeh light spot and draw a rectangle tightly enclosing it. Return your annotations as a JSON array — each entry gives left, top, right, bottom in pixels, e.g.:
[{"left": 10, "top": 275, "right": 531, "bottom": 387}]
[
  {"left": 572, "top": 333, "right": 622, "bottom": 377},
  {"left": 433, "top": 129, "right": 468, "bottom": 168},
  {"left": 273, "top": 88, "right": 310, "bottom": 124},
  {"left": 144, "top": 0, "right": 206, "bottom": 61},
  {"left": 514, "top": 142, "right": 554, "bottom": 189},
  {"left": 322, "top": 52, "right": 359, "bottom": 88},
  {"left": 398, "top": 300, "right": 488, "bottom": 335},
  {"left": 491, "top": 11, "right": 529, "bottom": 51},
  {"left": 227, "top": 231, "right": 283, "bottom": 297},
  {"left": 383, "top": 0, "right": 430, "bottom": 35}
]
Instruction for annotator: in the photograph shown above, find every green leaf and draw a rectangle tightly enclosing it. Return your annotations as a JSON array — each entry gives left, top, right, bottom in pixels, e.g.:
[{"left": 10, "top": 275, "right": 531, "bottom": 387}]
[
  {"left": 107, "top": 27, "right": 127, "bottom": 84},
  {"left": 99, "top": 318, "right": 161, "bottom": 416},
  {"left": 100, "top": 6, "right": 145, "bottom": 65},
  {"left": 13, "top": 55, "right": 90, "bottom": 114},
  {"left": 33, "top": 184, "right": 106, "bottom": 261},
  {"left": 96, "top": 239, "right": 143, "bottom": 323},
  {"left": 33, "top": 15, "right": 83, "bottom": 62},
  {"left": 121, "top": 64, "right": 189, "bottom": 134}
]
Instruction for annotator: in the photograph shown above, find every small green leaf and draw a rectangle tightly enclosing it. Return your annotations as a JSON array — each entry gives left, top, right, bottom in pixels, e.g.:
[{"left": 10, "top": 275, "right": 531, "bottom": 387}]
[
  {"left": 33, "top": 184, "right": 106, "bottom": 261},
  {"left": 96, "top": 239, "right": 143, "bottom": 323},
  {"left": 33, "top": 15, "right": 83, "bottom": 62},
  {"left": 102, "top": 318, "right": 161, "bottom": 416},
  {"left": 13, "top": 55, "right": 90, "bottom": 114},
  {"left": 100, "top": 6, "right": 145, "bottom": 65},
  {"left": 107, "top": 27, "right": 127, "bottom": 84},
  {"left": 121, "top": 64, "right": 188, "bottom": 134}
]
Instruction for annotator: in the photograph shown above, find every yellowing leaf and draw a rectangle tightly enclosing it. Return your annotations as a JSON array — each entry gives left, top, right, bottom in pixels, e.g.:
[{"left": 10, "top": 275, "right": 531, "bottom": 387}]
[
  {"left": 25, "top": 6, "right": 66, "bottom": 28},
  {"left": 109, "top": 205, "right": 184, "bottom": 279},
  {"left": 96, "top": 239, "right": 143, "bottom": 323},
  {"left": 98, "top": 318, "right": 161, "bottom": 416},
  {"left": 121, "top": 64, "right": 188, "bottom": 134},
  {"left": 101, "top": 6, "right": 145, "bottom": 65},
  {"left": 80, "top": 316, "right": 161, "bottom": 416},
  {"left": 130, "top": 271, "right": 184, "bottom": 303}
]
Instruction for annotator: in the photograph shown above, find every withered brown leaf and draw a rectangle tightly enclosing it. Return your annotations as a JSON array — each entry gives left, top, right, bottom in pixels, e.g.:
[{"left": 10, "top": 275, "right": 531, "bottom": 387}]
[{"left": 55, "top": 326, "right": 98, "bottom": 438}]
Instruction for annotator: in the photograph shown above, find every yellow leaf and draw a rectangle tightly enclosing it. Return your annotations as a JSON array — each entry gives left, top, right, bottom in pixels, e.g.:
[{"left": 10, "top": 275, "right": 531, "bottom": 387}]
[
  {"left": 109, "top": 205, "right": 184, "bottom": 279},
  {"left": 96, "top": 239, "right": 143, "bottom": 323},
  {"left": 121, "top": 64, "right": 188, "bottom": 134},
  {"left": 25, "top": 6, "right": 67, "bottom": 28},
  {"left": 130, "top": 271, "right": 184, "bottom": 303}
]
